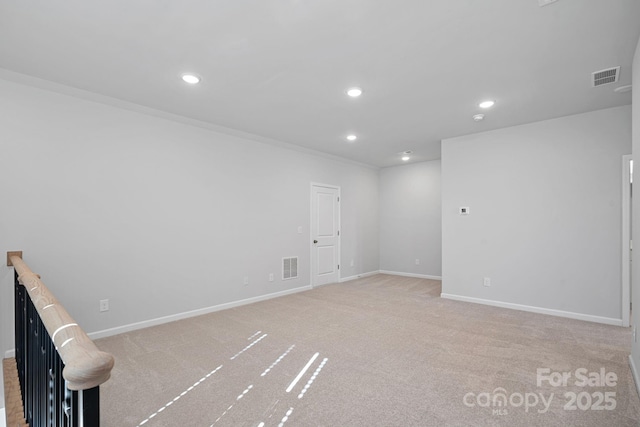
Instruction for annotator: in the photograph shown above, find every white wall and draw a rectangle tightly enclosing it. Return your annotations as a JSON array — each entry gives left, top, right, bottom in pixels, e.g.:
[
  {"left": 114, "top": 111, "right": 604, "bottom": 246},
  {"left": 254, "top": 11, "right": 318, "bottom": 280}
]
[
  {"left": 379, "top": 160, "right": 441, "bottom": 278},
  {"left": 0, "top": 78, "right": 380, "bottom": 360},
  {"left": 441, "top": 106, "right": 631, "bottom": 324},
  {"left": 630, "top": 33, "right": 640, "bottom": 389}
]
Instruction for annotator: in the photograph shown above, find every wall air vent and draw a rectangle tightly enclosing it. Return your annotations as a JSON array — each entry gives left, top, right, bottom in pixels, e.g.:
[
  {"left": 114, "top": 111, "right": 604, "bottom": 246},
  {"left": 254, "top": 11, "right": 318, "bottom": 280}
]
[
  {"left": 592, "top": 67, "right": 620, "bottom": 87},
  {"left": 282, "top": 257, "right": 298, "bottom": 280}
]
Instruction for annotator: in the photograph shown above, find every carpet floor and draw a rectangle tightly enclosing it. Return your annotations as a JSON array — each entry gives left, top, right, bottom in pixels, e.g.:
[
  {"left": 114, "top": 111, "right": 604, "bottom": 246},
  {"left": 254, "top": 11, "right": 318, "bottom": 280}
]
[{"left": 96, "top": 274, "right": 640, "bottom": 426}]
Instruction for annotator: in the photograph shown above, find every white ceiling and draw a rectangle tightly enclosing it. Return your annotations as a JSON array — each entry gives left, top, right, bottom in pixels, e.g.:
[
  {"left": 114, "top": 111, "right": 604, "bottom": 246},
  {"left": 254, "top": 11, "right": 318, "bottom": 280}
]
[{"left": 1, "top": 0, "right": 639, "bottom": 167}]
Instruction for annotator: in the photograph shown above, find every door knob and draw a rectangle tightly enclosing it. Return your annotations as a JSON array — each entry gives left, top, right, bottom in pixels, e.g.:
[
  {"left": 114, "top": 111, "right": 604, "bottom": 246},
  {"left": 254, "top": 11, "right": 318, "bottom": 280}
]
[{"left": 313, "top": 240, "right": 318, "bottom": 244}]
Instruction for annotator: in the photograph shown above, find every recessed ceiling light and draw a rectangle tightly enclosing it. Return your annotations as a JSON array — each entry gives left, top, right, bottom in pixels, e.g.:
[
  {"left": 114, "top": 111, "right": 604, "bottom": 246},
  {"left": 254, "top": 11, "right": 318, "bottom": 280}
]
[
  {"left": 402, "top": 156, "right": 410, "bottom": 161},
  {"left": 479, "top": 100, "right": 495, "bottom": 109},
  {"left": 346, "top": 87, "right": 363, "bottom": 97},
  {"left": 346, "top": 134, "right": 357, "bottom": 141},
  {"left": 181, "top": 73, "right": 201, "bottom": 84},
  {"left": 473, "top": 114, "right": 485, "bottom": 122},
  {"left": 614, "top": 85, "right": 632, "bottom": 94}
]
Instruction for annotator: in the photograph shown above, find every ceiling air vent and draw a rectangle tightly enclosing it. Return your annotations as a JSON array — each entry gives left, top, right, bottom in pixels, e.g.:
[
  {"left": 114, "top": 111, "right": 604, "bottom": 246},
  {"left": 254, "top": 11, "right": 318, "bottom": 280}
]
[
  {"left": 282, "top": 257, "right": 298, "bottom": 280},
  {"left": 592, "top": 67, "right": 620, "bottom": 87}
]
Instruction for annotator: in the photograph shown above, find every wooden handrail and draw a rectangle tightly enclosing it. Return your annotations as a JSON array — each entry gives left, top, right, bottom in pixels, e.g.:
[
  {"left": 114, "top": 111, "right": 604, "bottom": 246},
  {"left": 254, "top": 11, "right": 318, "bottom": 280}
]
[{"left": 8, "top": 254, "right": 114, "bottom": 390}]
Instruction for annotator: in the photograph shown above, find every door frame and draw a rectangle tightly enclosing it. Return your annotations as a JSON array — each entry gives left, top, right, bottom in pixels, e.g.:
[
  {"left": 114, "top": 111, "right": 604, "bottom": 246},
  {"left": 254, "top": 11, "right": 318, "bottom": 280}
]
[
  {"left": 622, "top": 154, "right": 632, "bottom": 327},
  {"left": 310, "top": 182, "right": 341, "bottom": 288}
]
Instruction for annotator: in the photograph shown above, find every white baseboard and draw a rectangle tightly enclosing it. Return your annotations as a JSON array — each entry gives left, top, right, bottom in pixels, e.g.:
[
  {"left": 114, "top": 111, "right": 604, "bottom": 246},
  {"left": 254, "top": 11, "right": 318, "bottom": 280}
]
[
  {"left": 88, "top": 285, "right": 313, "bottom": 340},
  {"left": 440, "top": 293, "right": 623, "bottom": 326},
  {"left": 0, "top": 408, "right": 5, "bottom": 427},
  {"left": 379, "top": 270, "right": 442, "bottom": 280},
  {"left": 339, "top": 271, "right": 380, "bottom": 283},
  {"left": 630, "top": 355, "right": 640, "bottom": 399},
  {"left": 4, "top": 350, "right": 15, "bottom": 359}
]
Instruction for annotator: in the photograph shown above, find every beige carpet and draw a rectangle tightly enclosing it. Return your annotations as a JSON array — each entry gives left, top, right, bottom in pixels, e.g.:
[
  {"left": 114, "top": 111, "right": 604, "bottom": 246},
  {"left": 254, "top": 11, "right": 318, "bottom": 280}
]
[{"left": 96, "top": 274, "right": 640, "bottom": 426}]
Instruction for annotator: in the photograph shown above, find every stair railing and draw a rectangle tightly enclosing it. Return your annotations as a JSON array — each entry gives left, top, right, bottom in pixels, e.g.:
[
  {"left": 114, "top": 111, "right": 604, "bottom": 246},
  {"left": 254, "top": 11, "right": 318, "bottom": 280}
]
[{"left": 5, "top": 252, "right": 114, "bottom": 427}]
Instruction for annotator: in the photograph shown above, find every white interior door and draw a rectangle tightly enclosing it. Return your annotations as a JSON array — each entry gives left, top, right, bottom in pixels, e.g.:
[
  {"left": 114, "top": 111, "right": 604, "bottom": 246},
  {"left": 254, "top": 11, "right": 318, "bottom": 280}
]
[{"left": 311, "top": 184, "right": 340, "bottom": 287}]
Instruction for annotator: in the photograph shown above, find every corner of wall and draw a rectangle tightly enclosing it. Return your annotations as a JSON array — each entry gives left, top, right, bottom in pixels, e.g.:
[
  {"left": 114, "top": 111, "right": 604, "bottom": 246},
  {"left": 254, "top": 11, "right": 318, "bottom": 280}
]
[{"left": 629, "top": 32, "right": 640, "bottom": 384}]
